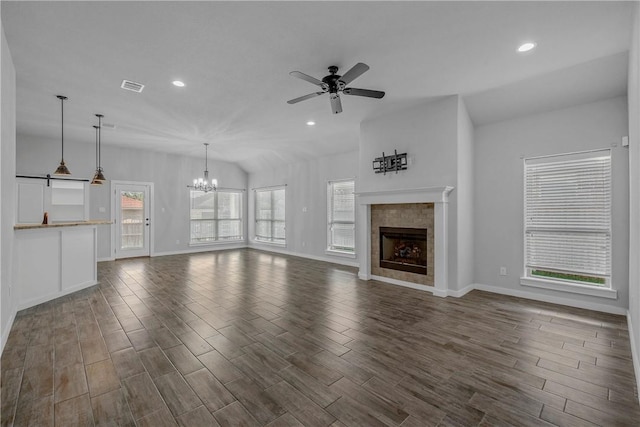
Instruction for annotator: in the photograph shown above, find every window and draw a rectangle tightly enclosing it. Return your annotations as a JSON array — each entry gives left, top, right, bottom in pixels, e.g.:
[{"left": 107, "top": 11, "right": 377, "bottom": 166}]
[
  {"left": 255, "top": 187, "right": 285, "bottom": 244},
  {"left": 190, "top": 190, "right": 243, "bottom": 243},
  {"left": 327, "top": 179, "right": 356, "bottom": 253},
  {"left": 523, "top": 150, "right": 611, "bottom": 289}
]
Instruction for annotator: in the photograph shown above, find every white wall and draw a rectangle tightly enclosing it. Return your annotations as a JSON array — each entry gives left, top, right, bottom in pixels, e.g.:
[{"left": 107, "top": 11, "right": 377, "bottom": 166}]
[
  {"left": 474, "top": 96, "right": 629, "bottom": 312},
  {"left": 456, "top": 98, "right": 474, "bottom": 291},
  {"left": 15, "top": 137, "right": 248, "bottom": 259},
  {"left": 626, "top": 2, "right": 640, "bottom": 401},
  {"left": 1, "top": 19, "right": 17, "bottom": 352},
  {"left": 358, "top": 97, "right": 459, "bottom": 193},
  {"left": 247, "top": 150, "right": 359, "bottom": 266}
]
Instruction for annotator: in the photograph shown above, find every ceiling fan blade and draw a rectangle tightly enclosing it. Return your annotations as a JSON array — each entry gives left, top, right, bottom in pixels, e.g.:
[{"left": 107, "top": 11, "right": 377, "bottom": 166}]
[
  {"left": 330, "top": 94, "right": 342, "bottom": 114},
  {"left": 289, "top": 71, "right": 326, "bottom": 88},
  {"left": 287, "top": 92, "right": 324, "bottom": 104},
  {"left": 338, "top": 63, "right": 369, "bottom": 85},
  {"left": 343, "top": 87, "right": 385, "bottom": 99}
]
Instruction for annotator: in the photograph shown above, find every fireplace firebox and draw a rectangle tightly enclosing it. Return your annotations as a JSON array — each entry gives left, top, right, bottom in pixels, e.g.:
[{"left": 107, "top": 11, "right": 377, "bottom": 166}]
[{"left": 379, "top": 227, "right": 427, "bottom": 275}]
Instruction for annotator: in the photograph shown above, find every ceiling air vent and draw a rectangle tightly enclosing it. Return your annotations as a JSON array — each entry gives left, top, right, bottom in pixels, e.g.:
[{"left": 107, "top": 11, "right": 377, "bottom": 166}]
[{"left": 120, "top": 79, "right": 144, "bottom": 93}]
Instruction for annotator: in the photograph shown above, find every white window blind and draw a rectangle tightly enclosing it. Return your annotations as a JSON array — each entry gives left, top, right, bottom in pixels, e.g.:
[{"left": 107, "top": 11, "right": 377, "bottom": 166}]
[
  {"left": 524, "top": 150, "right": 611, "bottom": 282},
  {"left": 327, "top": 180, "right": 355, "bottom": 252},
  {"left": 255, "top": 187, "right": 285, "bottom": 244},
  {"left": 190, "top": 190, "right": 243, "bottom": 243}
]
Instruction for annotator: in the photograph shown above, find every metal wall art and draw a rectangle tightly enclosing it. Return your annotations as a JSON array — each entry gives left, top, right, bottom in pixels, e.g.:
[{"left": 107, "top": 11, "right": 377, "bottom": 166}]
[{"left": 372, "top": 150, "right": 408, "bottom": 175}]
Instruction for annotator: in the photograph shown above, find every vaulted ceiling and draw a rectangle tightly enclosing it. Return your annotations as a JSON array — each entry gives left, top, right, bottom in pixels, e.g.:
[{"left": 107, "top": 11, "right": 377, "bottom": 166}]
[{"left": 2, "top": 1, "right": 633, "bottom": 172}]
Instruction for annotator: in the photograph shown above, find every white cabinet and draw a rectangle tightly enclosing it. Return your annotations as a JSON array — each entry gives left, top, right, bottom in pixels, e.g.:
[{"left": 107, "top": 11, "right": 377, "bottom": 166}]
[{"left": 16, "top": 177, "right": 89, "bottom": 223}]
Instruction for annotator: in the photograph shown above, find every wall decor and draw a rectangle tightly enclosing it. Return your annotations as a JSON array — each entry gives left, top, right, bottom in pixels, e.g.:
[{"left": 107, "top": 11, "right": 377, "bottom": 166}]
[{"left": 372, "top": 150, "right": 408, "bottom": 174}]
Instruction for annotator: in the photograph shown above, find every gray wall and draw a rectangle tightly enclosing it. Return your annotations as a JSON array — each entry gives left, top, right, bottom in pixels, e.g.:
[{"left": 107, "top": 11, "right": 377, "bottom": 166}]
[
  {"left": 15, "top": 137, "right": 248, "bottom": 259},
  {"left": 456, "top": 98, "right": 475, "bottom": 291},
  {"left": 474, "top": 96, "right": 629, "bottom": 311},
  {"left": 1, "top": 19, "right": 17, "bottom": 351},
  {"left": 358, "top": 97, "right": 459, "bottom": 194},
  {"left": 247, "top": 149, "right": 359, "bottom": 266},
  {"left": 627, "top": 2, "right": 640, "bottom": 395}
]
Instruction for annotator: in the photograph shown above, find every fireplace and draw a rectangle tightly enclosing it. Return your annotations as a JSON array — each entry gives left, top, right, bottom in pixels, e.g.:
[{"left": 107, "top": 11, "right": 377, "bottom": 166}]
[{"left": 379, "top": 227, "right": 428, "bottom": 275}]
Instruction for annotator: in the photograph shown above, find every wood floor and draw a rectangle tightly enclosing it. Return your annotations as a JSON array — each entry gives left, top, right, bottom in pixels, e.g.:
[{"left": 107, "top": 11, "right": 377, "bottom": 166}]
[{"left": 2, "top": 248, "right": 639, "bottom": 426}]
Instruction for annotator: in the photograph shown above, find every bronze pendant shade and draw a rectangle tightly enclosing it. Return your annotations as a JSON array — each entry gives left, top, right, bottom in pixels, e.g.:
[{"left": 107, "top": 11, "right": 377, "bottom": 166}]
[{"left": 53, "top": 95, "right": 71, "bottom": 175}]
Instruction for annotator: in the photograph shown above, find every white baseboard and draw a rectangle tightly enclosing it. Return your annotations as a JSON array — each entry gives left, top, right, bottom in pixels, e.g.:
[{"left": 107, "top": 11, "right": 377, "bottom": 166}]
[
  {"left": 97, "top": 257, "right": 115, "bottom": 262},
  {"left": 469, "top": 283, "right": 627, "bottom": 315},
  {"left": 248, "top": 244, "right": 359, "bottom": 268},
  {"left": 1, "top": 306, "right": 17, "bottom": 355},
  {"left": 627, "top": 311, "right": 640, "bottom": 404},
  {"left": 447, "top": 284, "right": 476, "bottom": 298},
  {"left": 151, "top": 242, "right": 248, "bottom": 258},
  {"left": 17, "top": 280, "right": 98, "bottom": 311}
]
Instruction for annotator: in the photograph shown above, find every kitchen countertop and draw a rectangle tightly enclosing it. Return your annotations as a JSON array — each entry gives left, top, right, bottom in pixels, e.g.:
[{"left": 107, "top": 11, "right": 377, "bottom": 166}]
[{"left": 14, "top": 220, "right": 113, "bottom": 230}]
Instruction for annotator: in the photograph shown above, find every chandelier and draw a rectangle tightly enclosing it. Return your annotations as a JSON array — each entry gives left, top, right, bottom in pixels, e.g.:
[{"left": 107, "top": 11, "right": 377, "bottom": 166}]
[{"left": 188, "top": 143, "right": 217, "bottom": 192}]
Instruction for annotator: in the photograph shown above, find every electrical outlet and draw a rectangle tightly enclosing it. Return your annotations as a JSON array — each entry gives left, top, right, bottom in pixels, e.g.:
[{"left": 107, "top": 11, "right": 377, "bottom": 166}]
[
  {"left": 302, "top": 207, "right": 308, "bottom": 213},
  {"left": 176, "top": 240, "right": 180, "bottom": 245},
  {"left": 302, "top": 241, "right": 306, "bottom": 247},
  {"left": 499, "top": 267, "right": 507, "bottom": 276}
]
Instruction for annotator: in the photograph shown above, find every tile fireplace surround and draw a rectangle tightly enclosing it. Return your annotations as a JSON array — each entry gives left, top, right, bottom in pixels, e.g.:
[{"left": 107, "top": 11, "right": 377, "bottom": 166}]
[{"left": 357, "top": 186, "right": 454, "bottom": 297}]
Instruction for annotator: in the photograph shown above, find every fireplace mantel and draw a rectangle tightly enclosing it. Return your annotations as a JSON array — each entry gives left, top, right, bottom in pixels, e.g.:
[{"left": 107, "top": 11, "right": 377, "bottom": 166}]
[
  {"left": 356, "top": 186, "right": 454, "bottom": 205},
  {"left": 356, "top": 186, "right": 454, "bottom": 297}
]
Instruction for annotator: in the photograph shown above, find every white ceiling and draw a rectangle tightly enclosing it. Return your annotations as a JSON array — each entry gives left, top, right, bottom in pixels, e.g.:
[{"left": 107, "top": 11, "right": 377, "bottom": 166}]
[{"left": 2, "top": 1, "right": 634, "bottom": 172}]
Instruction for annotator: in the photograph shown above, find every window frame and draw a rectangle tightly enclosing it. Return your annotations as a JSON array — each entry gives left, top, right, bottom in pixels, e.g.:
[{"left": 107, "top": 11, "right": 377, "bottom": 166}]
[
  {"left": 189, "top": 189, "right": 244, "bottom": 245},
  {"left": 520, "top": 149, "right": 616, "bottom": 299},
  {"left": 254, "top": 186, "right": 286, "bottom": 245},
  {"left": 326, "top": 179, "right": 356, "bottom": 257}
]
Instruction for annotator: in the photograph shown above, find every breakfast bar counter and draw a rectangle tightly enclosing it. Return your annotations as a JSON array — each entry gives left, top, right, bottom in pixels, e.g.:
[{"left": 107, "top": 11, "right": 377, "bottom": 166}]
[{"left": 13, "top": 220, "right": 111, "bottom": 309}]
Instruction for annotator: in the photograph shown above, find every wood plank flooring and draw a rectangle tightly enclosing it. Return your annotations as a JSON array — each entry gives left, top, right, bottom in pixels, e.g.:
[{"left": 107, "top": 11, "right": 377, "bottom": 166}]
[{"left": 2, "top": 248, "right": 639, "bottom": 426}]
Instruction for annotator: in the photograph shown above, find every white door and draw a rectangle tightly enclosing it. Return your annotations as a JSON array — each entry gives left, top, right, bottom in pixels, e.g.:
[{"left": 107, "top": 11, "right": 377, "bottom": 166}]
[{"left": 114, "top": 183, "right": 151, "bottom": 258}]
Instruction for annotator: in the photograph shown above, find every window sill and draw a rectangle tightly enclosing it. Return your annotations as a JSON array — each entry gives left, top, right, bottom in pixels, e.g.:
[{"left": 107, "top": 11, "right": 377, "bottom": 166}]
[
  {"left": 253, "top": 239, "right": 286, "bottom": 247},
  {"left": 520, "top": 276, "right": 617, "bottom": 299},
  {"left": 189, "top": 240, "right": 244, "bottom": 247},
  {"left": 325, "top": 249, "right": 356, "bottom": 259}
]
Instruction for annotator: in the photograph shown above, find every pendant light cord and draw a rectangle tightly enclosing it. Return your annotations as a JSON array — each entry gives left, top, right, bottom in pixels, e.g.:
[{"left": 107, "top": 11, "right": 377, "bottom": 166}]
[
  {"left": 204, "top": 143, "right": 209, "bottom": 174},
  {"left": 96, "top": 114, "right": 103, "bottom": 169},
  {"left": 57, "top": 95, "right": 67, "bottom": 161},
  {"left": 94, "top": 125, "right": 99, "bottom": 168}
]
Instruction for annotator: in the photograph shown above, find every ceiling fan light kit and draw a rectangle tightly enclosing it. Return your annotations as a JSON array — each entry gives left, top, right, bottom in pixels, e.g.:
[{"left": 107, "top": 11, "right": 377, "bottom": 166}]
[{"left": 288, "top": 62, "right": 385, "bottom": 114}]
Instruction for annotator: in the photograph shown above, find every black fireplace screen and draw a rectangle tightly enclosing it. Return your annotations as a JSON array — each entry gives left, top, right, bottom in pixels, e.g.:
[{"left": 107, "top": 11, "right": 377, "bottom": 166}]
[{"left": 379, "top": 227, "right": 427, "bottom": 275}]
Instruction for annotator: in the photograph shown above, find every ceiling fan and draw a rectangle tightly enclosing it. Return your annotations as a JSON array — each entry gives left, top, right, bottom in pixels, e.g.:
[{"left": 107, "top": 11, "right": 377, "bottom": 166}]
[{"left": 287, "top": 63, "right": 385, "bottom": 114}]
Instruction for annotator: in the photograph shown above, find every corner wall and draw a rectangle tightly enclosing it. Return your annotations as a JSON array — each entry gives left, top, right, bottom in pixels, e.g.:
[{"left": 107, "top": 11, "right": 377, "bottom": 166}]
[
  {"left": 474, "top": 96, "right": 629, "bottom": 313},
  {"left": 1, "top": 19, "right": 17, "bottom": 353},
  {"left": 626, "top": 1, "right": 640, "bottom": 401},
  {"left": 456, "top": 98, "right": 475, "bottom": 291},
  {"left": 247, "top": 149, "right": 359, "bottom": 266}
]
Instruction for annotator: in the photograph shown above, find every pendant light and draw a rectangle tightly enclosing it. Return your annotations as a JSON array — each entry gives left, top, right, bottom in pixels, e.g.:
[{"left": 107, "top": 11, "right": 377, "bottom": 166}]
[
  {"left": 53, "top": 95, "right": 71, "bottom": 175},
  {"left": 90, "top": 125, "right": 102, "bottom": 185},
  {"left": 187, "top": 143, "right": 217, "bottom": 192},
  {"left": 92, "top": 114, "right": 106, "bottom": 183}
]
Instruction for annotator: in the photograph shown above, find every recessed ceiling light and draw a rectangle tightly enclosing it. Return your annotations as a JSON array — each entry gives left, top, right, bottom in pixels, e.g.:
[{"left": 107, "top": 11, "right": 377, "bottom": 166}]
[
  {"left": 517, "top": 42, "right": 536, "bottom": 53},
  {"left": 172, "top": 80, "right": 185, "bottom": 87},
  {"left": 306, "top": 121, "right": 316, "bottom": 126}
]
